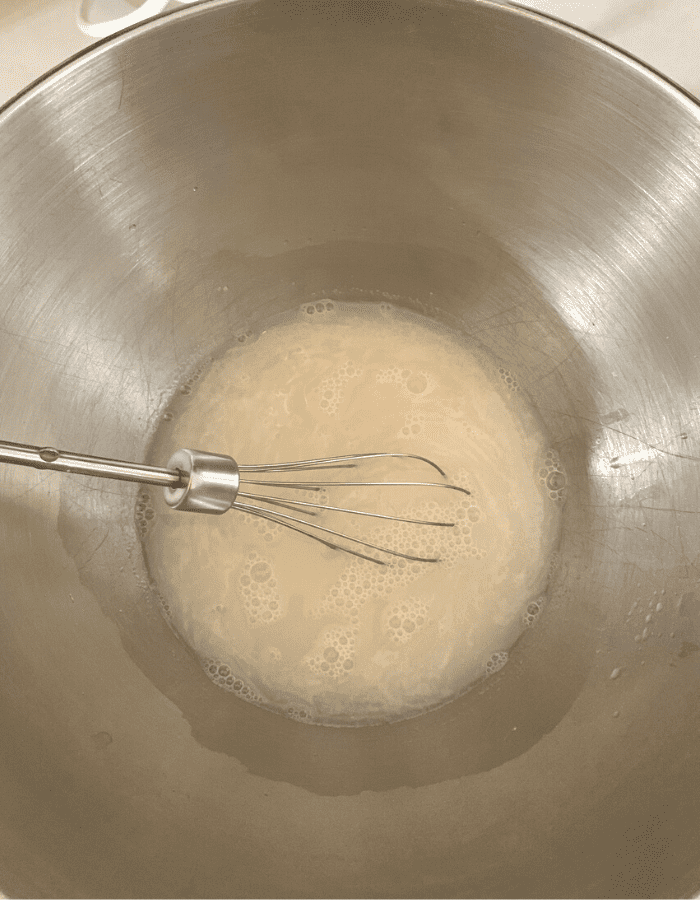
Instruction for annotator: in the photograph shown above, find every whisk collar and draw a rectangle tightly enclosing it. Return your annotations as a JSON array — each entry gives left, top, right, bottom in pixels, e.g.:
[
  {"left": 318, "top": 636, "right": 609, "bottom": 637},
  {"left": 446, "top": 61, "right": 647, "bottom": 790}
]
[{"left": 164, "top": 448, "right": 241, "bottom": 514}]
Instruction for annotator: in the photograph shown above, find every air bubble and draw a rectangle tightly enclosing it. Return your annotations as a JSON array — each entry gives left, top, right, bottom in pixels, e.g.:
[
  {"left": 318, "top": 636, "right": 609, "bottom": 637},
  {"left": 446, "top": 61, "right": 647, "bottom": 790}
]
[
  {"left": 546, "top": 471, "right": 566, "bottom": 492},
  {"left": 486, "top": 651, "right": 509, "bottom": 674},
  {"left": 305, "top": 626, "right": 356, "bottom": 679},
  {"left": 241, "top": 555, "right": 284, "bottom": 625},
  {"left": 406, "top": 373, "right": 428, "bottom": 394},
  {"left": 250, "top": 561, "right": 272, "bottom": 582}
]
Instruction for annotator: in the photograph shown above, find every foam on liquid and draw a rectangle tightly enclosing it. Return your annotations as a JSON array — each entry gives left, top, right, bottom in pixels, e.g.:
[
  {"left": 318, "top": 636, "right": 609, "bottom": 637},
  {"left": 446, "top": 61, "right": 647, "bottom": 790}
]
[{"left": 142, "top": 302, "right": 563, "bottom": 726}]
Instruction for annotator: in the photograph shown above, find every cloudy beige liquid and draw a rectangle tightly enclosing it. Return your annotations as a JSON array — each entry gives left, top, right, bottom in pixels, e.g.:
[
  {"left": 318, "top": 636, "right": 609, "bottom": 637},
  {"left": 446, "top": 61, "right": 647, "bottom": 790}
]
[{"left": 143, "top": 302, "right": 564, "bottom": 726}]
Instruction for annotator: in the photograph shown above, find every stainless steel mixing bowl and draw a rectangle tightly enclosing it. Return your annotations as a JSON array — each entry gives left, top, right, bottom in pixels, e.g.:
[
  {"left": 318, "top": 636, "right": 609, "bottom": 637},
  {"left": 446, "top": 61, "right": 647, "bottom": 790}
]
[{"left": 1, "top": 0, "right": 700, "bottom": 895}]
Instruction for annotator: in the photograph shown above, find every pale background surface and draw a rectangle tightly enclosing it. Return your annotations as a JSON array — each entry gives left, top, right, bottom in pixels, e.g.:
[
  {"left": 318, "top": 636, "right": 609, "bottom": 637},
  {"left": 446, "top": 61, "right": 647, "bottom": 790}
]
[{"left": 1, "top": 0, "right": 700, "bottom": 107}]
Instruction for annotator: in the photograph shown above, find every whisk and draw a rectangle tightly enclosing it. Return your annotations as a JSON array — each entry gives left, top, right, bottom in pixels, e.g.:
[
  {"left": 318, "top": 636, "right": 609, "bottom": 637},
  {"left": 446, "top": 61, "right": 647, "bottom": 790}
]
[{"left": 0, "top": 440, "right": 470, "bottom": 566}]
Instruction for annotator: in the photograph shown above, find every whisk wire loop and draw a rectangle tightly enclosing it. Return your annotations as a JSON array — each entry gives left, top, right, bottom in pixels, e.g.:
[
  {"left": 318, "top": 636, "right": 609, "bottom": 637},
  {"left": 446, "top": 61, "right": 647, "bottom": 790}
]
[
  {"left": 0, "top": 442, "right": 470, "bottom": 565},
  {"left": 232, "top": 452, "right": 470, "bottom": 565}
]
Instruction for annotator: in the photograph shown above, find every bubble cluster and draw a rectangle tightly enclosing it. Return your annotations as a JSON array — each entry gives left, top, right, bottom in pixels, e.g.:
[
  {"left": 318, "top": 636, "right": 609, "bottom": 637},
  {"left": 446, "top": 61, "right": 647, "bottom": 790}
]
[
  {"left": 239, "top": 553, "right": 285, "bottom": 626},
  {"left": 377, "top": 366, "right": 434, "bottom": 421},
  {"left": 547, "top": 550, "right": 561, "bottom": 579},
  {"left": 309, "top": 519, "right": 438, "bottom": 628},
  {"left": 523, "top": 596, "right": 544, "bottom": 627},
  {"left": 375, "top": 484, "right": 480, "bottom": 570},
  {"left": 235, "top": 328, "right": 254, "bottom": 345},
  {"left": 313, "top": 358, "right": 363, "bottom": 416},
  {"left": 305, "top": 627, "right": 357, "bottom": 678},
  {"left": 152, "top": 586, "right": 172, "bottom": 620},
  {"left": 377, "top": 366, "right": 402, "bottom": 385},
  {"left": 311, "top": 509, "right": 432, "bottom": 629},
  {"left": 538, "top": 450, "right": 567, "bottom": 502},
  {"left": 135, "top": 490, "right": 156, "bottom": 537},
  {"left": 202, "top": 657, "right": 263, "bottom": 700},
  {"left": 486, "top": 650, "right": 509, "bottom": 674},
  {"left": 384, "top": 596, "right": 429, "bottom": 644},
  {"left": 498, "top": 367, "right": 520, "bottom": 392},
  {"left": 238, "top": 509, "right": 283, "bottom": 543},
  {"left": 308, "top": 481, "right": 483, "bottom": 632},
  {"left": 285, "top": 706, "right": 311, "bottom": 721},
  {"left": 301, "top": 299, "right": 336, "bottom": 317},
  {"left": 311, "top": 555, "right": 379, "bottom": 625},
  {"left": 399, "top": 412, "right": 426, "bottom": 438},
  {"left": 376, "top": 365, "right": 430, "bottom": 392},
  {"left": 436, "top": 472, "right": 485, "bottom": 566},
  {"left": 178, "top": 358, "right": 212, "bottom": 396}
]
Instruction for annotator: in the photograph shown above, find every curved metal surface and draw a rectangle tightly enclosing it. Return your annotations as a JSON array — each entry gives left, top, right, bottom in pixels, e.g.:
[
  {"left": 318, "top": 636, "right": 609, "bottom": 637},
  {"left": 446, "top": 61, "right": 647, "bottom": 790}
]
[{"left": 1, "top": 0, "right": 700, "bottom": 896}]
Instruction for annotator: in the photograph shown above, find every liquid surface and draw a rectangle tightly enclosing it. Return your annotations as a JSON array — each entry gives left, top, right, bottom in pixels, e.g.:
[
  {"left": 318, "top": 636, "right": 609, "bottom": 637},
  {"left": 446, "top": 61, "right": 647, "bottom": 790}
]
[{"left": 142, "top": 302, "right": 563, "bottom": 726}]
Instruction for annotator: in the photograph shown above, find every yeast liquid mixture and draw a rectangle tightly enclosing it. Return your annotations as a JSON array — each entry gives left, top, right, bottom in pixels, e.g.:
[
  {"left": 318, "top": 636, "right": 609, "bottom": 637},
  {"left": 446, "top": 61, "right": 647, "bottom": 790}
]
[{"left": 142, "top": 302, "right": 563, "bottom": 725}]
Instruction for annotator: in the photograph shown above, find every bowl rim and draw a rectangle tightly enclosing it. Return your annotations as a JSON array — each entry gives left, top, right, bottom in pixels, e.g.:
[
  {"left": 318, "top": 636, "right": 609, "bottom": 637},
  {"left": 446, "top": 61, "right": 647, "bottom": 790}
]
[{"left": 1, "top": 0, "right": 700, "bottom": 125}]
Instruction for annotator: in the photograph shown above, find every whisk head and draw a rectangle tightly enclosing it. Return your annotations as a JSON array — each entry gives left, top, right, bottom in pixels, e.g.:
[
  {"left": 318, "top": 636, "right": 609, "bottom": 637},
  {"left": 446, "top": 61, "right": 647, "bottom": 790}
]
[{"left": 164, "top": 450, "right": 470, "bottom": 566}]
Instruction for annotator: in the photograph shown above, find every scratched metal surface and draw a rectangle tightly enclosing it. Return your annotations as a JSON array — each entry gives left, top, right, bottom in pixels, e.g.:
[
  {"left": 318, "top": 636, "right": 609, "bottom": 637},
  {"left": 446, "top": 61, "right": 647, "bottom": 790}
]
[
  {"left": 3, "top": 0, "right": 700, "bottom": 106},
  {"left": 1, "top": 0, "right": 700, "bottom": 897}
]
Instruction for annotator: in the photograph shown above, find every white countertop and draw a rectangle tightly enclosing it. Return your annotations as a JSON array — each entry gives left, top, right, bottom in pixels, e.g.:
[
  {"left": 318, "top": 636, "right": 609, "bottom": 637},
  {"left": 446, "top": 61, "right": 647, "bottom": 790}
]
[{"left": 2, "top": 0, "right": 700, "bottom": 108}]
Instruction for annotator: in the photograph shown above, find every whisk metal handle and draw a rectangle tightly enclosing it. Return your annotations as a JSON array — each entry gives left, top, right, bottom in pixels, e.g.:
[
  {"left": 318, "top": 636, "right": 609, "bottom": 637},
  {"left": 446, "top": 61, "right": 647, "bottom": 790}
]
[
  {"left": 0, "top": 439, "right": 182, "bottom": 487},
  {"left": 0, "top": 440, "right": 241, "bottom": 517}
]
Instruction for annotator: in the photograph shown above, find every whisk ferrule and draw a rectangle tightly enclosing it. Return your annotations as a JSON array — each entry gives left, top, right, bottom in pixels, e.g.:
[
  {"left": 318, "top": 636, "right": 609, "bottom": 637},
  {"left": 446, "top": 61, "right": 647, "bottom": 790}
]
[{"left": 163, "top": 448, "right": 241, "bottom": 515}]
